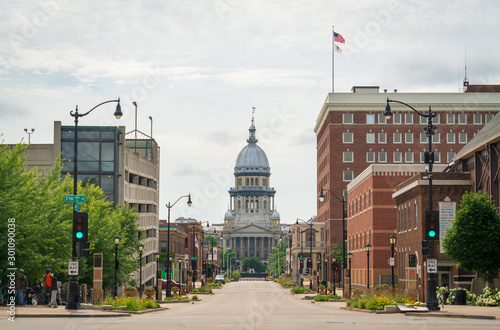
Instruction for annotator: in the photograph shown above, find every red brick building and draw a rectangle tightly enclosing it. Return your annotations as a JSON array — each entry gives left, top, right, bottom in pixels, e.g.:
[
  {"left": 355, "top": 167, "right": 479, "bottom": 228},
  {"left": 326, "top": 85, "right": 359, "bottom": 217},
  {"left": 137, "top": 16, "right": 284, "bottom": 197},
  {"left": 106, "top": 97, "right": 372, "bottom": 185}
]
[{"left": 315, "top": 86, "right": 500, "bottom": 277}]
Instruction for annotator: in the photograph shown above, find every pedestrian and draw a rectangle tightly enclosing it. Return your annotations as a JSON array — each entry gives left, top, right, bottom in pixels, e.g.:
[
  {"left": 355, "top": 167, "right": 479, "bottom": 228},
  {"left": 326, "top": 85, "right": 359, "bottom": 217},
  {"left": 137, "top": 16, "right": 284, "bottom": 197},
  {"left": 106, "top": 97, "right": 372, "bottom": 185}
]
[
  {"left": 33, "top": 278, "right": 45, "bottom": 304},
  {"left": 57, "top": 278, "right": 62, "bottom": 305},
  {"left": 44, "top": 268, "right": 52, "bottom": 305},
  {"left": 15, "top": 269, "right": 28, "bottom": 306},
  {"left": 47, "top": 274, "right": 58, "bottom": 308}
]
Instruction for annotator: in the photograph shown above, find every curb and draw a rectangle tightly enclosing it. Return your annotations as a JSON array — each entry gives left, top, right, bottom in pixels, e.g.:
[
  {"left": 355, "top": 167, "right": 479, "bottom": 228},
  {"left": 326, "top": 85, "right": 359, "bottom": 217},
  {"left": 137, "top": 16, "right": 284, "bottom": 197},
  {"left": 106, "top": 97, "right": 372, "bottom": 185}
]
[{"left": 405, "top": 312, "right": 496, "bottom": 320}]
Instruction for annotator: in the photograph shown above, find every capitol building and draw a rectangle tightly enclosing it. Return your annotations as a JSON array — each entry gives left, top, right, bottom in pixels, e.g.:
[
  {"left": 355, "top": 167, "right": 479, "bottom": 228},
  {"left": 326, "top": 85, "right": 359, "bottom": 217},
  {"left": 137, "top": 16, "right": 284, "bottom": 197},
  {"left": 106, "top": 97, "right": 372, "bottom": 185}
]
[{"left": 222, "top": 116, "right": 282, "bottom": 262}]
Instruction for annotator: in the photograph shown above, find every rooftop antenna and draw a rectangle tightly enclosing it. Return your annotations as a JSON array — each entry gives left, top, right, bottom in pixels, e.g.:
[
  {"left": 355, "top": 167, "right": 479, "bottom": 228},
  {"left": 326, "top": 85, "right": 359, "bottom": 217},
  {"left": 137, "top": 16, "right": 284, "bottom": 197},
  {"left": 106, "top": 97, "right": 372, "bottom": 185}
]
[{"left": 463, "top": 45, "right": 469, "bottom": 92}]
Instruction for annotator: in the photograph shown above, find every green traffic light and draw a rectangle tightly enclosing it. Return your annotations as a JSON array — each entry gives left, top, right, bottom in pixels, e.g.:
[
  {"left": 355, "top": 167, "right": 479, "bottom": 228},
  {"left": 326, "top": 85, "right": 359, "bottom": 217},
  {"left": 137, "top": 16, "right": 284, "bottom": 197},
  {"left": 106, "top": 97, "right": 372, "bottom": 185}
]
[
  {"left": 76, "top": 232, "right": 83, "bottom": 239},
  {"left": 428, "top": 230, "right": 436, "bottom": 238}
]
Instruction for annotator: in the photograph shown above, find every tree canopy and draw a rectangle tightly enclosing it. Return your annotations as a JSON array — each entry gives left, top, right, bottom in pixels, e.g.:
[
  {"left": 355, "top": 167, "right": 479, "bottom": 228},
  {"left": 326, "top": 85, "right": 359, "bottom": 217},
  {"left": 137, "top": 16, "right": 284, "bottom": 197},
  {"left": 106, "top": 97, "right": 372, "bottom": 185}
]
[
  {"left": 241, "top": 256, "right": 266, "bottom": 273},
  {"left": 442, "top": 191, "right": 500, "bottom": 286}
]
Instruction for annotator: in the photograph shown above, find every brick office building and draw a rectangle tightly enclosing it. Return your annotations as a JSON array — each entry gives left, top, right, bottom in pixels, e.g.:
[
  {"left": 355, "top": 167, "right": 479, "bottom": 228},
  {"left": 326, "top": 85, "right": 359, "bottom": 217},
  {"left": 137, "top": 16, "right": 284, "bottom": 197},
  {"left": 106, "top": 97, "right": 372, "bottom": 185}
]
[{"left": 315, "top": 86, "right": 500, "bottom": 277}]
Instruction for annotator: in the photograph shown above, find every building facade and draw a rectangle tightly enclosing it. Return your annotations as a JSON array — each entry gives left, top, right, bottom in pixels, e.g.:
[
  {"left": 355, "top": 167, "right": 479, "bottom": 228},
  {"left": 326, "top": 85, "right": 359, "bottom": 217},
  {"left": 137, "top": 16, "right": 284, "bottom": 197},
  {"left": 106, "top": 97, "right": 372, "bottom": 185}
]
[
  {"left": 222, "top": 117, "right": 282, "bottom": 262},
  {"left": 315, "top": 86, "right": 500, "bottom": 274}
]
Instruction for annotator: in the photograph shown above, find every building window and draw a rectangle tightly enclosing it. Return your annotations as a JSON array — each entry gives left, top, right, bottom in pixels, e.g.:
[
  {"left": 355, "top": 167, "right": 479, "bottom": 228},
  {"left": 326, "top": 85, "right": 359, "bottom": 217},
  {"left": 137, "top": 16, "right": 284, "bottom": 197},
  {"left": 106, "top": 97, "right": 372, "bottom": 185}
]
[
  {"left": 251, "top": 178, "right": 254, "bottom": 185},
  {"left": 392, "top": 113, "right": 401, "bottom": 124},
  {"left": 420, "top": 115, "right": 427, "bottom": 124},
  {"left": 459, "top": 132, "right": 468, "bottom": 144},
  {"left": 343, "top": 170, "right": 354, "bottom": 182},
  {"left": 343, "top": 151, "right": 353, "bottom": 162},
  {"left": 447, "top": 113, "right": 455, "bottom": 124},
  {"left": 447, "top": 132, "right": 455, "bottom": 144},
  {"left": 432, "top": 133, "right": 440, "bottom": 143},
  {"left": 434, "top": 152, "right": 441, "bottom": 163},
  {"left": 378, "top": 113, "right": 386, "bottom": 124},
  {"left": 366, "top": 114, "right": 375, "bottom": 124},
  {"left": 405, "top": 132, "right": 413, "bottom": 144},
  {"left": 246, "top": 178, "right": 249, "bottom": 185},
  {"left": 378, "top": 151, "right": 387, "bottom": 163},
  {"left": 420, "top": 151, "right": 425, "bottom": 163},
  {"left": 394, "top": 151, "right": 402, "bottom": 163},
  {"left": 393, "top": 132, "right": 402, "bottom": 144},
  {"left": 343, "top": 132, "right": 353, "bottom": 143},
  {"left": 414, "top": 204, "right": 418, "bottom": 228},
  {"left": 458, "top": 113, "right": 467, "bottom": 124},
  {"left": 160, "top": 241, "right": 167, "bottom": 253},
  {"left": 474, "top": 113, "right": 482, "bottom": 124},
  {"left": 405, "top": 151, "right": 414, "bottom": 163},
  {"left": 447, "top": 151, "right": 456, "bottom": 162},
  {"left": 366, "top": 132, "right": 375, "bottom": 144},
  {"left": 366, "top": 151, "right": 375, "bottom": 163},
  {"left": 485, "top": 113, "right": 495, "bottom": 123},
  {"left": 255, "top": 178, "right": 259, "bottom": 185},
  {"left": 405, "top": 113, "right": 413, "bottom": 124},
  {"left": 420, "top": 132, "right": 428, "bottom": 144},
  {"left": 378, "top": 132, "right": 387, "bottom": 143},
  {"left": 343, "top": 113, "right": 353, "bottom": 124}
]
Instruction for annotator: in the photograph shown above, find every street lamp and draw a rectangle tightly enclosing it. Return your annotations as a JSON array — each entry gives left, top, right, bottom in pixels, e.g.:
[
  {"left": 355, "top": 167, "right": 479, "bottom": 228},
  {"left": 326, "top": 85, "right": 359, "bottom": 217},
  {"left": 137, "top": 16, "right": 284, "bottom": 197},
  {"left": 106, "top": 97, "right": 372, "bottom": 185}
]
[
  {"left": 332, "top": 256, "right": 337, "bottom": 296},
  {"left": 324, "top": 256, "right": 328, "bottom": 286},
  {"left": 347, "top": 252, "right": 353, "bottom": 297},
  {"left": 165, "top": 194, "right": 192, "bottom": 297},
  {"left": 67, "top": 98, "right": 122, "bottom": 310},
  {"left": 319, "top": 187, "right": 346, "bottom": 291},
  {"left": 296, "top": 219, "right": 314, "bottom": 290},
  {"left": 384, "top": 98, "right": 439, "bottom": 310},
  {"left": 114, "top": 235, "right": 121, "bottom": 298},
  {"left": 154, "top": 252, "right": 160, "bottom": 301},
  {"left": 365, "top": 244, "right": 372, "bottom": 289},
  {"left": 24, "top": 128, "right": 34, "bottom": 144},
  {"left": 138, "top": 244, "right": 144, "bottom": 298},
  {"left": 388, "top": 235, "right": 397, "bottom": 292}
]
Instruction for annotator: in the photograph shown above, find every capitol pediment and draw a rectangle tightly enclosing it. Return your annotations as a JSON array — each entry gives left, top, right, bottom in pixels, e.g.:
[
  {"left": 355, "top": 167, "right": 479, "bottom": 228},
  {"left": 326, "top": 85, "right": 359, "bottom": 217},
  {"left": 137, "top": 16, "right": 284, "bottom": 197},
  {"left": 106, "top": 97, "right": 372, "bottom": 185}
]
[{"left": 230, "top": 223, "right": 276, "bottom": 234}]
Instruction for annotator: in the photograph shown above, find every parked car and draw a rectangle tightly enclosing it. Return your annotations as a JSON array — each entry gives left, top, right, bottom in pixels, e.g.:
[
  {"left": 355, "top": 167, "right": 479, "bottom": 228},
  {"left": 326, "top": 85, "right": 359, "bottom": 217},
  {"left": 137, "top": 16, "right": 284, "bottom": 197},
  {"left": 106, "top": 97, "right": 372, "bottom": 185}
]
[
  {"left": 214, "top": 275, "right": 225, "bottom": 284},
  {"left": 162, "top": 279, "right": 181, "bottom": 290}
]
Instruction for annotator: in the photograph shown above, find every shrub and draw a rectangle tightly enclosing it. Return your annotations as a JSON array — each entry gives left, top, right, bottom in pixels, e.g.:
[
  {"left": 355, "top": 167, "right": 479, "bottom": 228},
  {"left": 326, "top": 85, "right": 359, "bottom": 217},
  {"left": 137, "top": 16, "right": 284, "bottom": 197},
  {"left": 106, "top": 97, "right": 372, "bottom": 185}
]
[
  {"left": 144, "top": 287, "right": 155, "bottom": 292},
  {"left": 348, "top": 293, "right": 412, "bottom": 310},
  {"left": 192, "top": 295, "right": 199, "bottom": 300},
  {"left": 476, "top": 286, "right": 500, "bottom": 306},
  {"left": 314, "top": 295, "right": 329, "bottom": 302},
  {"left": 291, "top": 287, "right": 313, "bottom": 294},
  {"left": 164, "top": 297, "right": 174, "bottom": 301}
]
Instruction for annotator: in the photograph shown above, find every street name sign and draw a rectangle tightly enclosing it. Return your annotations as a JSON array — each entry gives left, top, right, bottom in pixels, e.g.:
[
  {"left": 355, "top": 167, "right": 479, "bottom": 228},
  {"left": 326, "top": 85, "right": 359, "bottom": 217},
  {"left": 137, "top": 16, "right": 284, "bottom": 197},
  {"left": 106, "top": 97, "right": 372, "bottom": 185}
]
[
  {"left": 65, "top": 195, "right": 86, "bottom": 203},
  {"left": 74, "top": 203, "right": 81, "bottom": 211}
]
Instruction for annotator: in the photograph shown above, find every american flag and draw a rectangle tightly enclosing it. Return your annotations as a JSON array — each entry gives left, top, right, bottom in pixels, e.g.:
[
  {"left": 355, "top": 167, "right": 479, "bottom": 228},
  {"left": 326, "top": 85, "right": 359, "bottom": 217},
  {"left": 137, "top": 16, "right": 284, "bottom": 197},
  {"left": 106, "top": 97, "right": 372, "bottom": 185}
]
[{"left": 334, "top": 32, "right": 345, "bottom": 44}]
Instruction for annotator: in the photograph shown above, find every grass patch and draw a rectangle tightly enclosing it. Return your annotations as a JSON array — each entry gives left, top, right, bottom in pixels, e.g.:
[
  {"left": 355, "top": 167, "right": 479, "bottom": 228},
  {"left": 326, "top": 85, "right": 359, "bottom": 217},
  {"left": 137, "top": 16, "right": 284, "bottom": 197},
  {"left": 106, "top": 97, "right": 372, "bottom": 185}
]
[
  {"left": 291, "top": 287, "right": 313, "bottom": 294},
  {"left": 106, "top": 297, "right": 159, "bottom": 311}
]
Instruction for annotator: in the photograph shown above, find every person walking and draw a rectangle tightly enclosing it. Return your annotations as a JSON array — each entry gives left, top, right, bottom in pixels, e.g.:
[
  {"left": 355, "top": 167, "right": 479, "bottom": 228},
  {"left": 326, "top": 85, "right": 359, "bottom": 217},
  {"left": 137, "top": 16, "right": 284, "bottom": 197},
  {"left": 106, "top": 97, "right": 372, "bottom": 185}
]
[
  {"left": 44, "top": 269, "right": 52, "bottom": 305},
  {"left": 47, "top": 274, "right": 58, "bottom": 308},
  {"left": 15, "top": 269, "right": 28, "bottom": 306},
  {"left": 33, "top": 278, "right": 44, "bottom": 304}
]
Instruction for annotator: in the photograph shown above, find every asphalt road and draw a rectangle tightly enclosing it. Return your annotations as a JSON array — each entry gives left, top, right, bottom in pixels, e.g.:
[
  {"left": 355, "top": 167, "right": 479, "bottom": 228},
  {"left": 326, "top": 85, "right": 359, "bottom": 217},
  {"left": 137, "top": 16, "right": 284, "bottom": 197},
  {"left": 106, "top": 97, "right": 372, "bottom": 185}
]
[{"left": 3, "top": 281, "right": 500, "bottom": 329}]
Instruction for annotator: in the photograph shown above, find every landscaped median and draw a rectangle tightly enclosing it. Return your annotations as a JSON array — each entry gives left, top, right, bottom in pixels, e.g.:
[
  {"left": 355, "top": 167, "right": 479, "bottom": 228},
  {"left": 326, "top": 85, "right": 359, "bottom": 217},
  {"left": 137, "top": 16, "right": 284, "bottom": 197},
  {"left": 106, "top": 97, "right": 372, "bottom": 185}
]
[{"left": 94, "top": 296, "right": 160, "bottom": 312}]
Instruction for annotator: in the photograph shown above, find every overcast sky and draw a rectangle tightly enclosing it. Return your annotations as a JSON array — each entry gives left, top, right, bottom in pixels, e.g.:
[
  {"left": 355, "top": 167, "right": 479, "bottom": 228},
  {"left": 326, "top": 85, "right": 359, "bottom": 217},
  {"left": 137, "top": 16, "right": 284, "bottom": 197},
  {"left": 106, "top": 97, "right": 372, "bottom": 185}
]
[{"left": 1, "top": 0, "right": 499, "bottom": 224}]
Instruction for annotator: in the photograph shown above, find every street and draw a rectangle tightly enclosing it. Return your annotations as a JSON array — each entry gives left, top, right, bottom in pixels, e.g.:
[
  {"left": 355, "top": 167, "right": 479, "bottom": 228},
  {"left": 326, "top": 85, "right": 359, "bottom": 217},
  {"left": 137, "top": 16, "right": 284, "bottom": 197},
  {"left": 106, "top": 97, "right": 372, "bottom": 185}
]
[{"left": 2, "top": 281, "right": 500, "bottom": 329}]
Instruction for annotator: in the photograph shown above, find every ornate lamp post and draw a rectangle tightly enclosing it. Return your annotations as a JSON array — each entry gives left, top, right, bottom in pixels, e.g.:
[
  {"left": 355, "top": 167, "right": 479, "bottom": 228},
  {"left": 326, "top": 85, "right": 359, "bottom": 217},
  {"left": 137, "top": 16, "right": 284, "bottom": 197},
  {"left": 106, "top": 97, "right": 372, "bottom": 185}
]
[
  {"left": 384, "top": 98, "right": 439, "bottom": 310},
  {"left": 332, "top": 256, "right": 337, "bottom": 296},
  {"left": 114, "top": 235, "right": 121, "bottom": 298},
  {"left": 324, "top": 256, "right": 329, "bottom": 285},
  {"left": 389, "top": 235, "right": 397, "bottom": 292},
  {"left": 154, "top": 252, "right": 160, "bottom": 301},
  {"left": 347, "top": 252, "right": 353, "bottom": 297},
  {"left": 67, "top": 98, "right": 122, "bottom": 310},
  {"left": 165, "top": 194, "right": 192, "bottom": 297},
  {"left": 365, "top": 244, "right": 372, "bottom": 289},
  {"left": 138, "top": 243, "right": 144, "bottom": 298}
]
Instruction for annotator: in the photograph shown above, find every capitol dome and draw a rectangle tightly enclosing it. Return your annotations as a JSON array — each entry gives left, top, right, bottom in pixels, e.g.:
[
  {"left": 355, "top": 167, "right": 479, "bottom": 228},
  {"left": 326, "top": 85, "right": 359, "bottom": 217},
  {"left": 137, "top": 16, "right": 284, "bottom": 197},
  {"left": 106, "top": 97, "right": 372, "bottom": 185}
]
[
  {"left": 224, "top": 210, "right": 233, "bottom": 218},
  {"left": 234, "top": 119, "right": 270, "bottom": 175}
]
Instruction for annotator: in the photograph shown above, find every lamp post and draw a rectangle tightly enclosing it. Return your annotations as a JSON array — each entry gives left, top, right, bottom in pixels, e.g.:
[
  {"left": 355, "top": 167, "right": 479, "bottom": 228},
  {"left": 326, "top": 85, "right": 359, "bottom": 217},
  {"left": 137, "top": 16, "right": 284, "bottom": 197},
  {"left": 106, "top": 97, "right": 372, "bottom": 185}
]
[
  {"left": 365, "top": 244, "right": 372, "bottom": 289},
  {"left": 347, "top": 252, "right": 353, "bottom": 297},
  {"left": 138, "top": 243, "right": 144, "bottom": 298},
  {"left": 67, "top": 98, "right": 122, "bottom": 310},
  {"left": 148, "top": 116, "right": 153, "bottom": 160},
  {"left": 154, "top": 252, "right": 160, "bottom": 301},
  {"left": 319, "top": 187, "right": 346, "bottom": 290},
  {"left": 133, "top": 101, "right": 138, "bottom": 152},
  {"left": 114, "top": 235, "right": 121, "bottom": 298},
  {"left": 296, "top": 219, "right": 313, "bottom": 290},
  {"left": 24, "top": 128, "right": 34, "bottom": 143},
  {"left": 389, "top": 235, "right": 397, "bottom": 292},
  {"left": 324, "top": 256, "right": 328, "bottom": 286},
  {"left": 332, "top": 256, "right": 337, "bottom": 296},
  {"left": 384, "top": 98, "right": 439, "bottom": 310},
  {"left": 165, "top": 194, "right": 192, "bottom": 297}
]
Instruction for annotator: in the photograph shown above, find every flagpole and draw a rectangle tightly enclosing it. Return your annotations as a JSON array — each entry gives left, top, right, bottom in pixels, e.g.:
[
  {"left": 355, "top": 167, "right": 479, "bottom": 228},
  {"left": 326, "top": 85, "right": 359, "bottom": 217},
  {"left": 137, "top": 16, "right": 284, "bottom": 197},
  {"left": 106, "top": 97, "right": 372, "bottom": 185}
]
[{"left": 332, "top": 26, "right": 335, "bottom": 93}]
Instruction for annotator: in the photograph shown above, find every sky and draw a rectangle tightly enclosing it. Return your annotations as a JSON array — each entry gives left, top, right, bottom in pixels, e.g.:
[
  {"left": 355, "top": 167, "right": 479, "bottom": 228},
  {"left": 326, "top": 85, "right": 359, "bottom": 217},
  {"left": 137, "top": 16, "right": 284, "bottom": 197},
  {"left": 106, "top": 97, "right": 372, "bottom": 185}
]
[{"left": 1, "top": 0, "right": 500, "bottom": 224}]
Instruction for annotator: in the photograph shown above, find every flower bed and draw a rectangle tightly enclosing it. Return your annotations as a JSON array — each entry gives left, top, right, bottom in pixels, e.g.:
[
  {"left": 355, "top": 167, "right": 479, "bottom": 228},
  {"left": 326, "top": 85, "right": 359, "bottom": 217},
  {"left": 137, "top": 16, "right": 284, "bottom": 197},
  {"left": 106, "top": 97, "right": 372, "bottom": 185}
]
[
  {"left": 100, "top": 296, "right": 159, "bottom": 311},
  {"left": 348, "top": 293, "right": 414, "bottom": 311},
  {"left": 291, "top": 287, "right": 313, "bottom": 294}
]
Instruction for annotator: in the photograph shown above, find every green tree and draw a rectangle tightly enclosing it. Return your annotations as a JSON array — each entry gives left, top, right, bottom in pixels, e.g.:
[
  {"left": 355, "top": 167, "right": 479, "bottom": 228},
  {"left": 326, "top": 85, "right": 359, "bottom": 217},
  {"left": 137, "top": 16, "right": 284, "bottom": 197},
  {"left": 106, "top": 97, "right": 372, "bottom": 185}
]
[
  {"left": 330, "top": 243, "right": 346, "bottom": 269},
  {"left": 204, "top": 235, "right": 218, "bottom": 247},
  {"left": 442, "top": 191, "right": 500, "bottom": 287},
  {"left": 223, "top": 248, "right": 237, "bottom": 270},
  {"left": 268, "top": 240, "right": 287, "bottom": 274},
  {"left": 241, "top": 256, "right": 266, "bottom": 272}
]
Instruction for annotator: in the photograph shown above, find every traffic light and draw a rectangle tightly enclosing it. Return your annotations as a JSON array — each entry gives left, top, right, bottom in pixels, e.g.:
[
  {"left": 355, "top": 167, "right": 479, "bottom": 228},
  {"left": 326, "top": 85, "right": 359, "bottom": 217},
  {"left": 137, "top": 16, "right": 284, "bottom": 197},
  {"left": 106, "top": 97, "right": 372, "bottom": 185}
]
[
  {"left": 299, "top": 259, "right": 304, "bottom": 269},
  {"left": 307, "top": 258, "right": 312, "bottom": 269},
  {"left": 332, "top": 262, "right": 338, "bottom": 272},
  {"left": 73, "top": 212, "right": 88, "bottom": 242},
  {"left": 78, "top": 241, "right": 90, "bottom": 258},
  {"left": 422, "top": 240, "right": 432, "bottom": 255},
  {"left": 425, "top": 211, "right": 439, "bottom": 240},
  {"left": 202, "top": 261, "right": 207, "bottom": 274}
]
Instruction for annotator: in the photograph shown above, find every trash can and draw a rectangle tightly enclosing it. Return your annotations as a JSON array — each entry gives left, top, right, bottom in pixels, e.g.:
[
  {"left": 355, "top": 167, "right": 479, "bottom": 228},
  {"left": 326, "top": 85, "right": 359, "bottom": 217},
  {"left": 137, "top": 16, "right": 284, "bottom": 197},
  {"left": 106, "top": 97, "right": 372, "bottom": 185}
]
[
  {"left": 442, "top": 291, "right": 450, "bottom": 305},
  {"left": 455, "top": 289, "right": 467, "bottom": 305}
]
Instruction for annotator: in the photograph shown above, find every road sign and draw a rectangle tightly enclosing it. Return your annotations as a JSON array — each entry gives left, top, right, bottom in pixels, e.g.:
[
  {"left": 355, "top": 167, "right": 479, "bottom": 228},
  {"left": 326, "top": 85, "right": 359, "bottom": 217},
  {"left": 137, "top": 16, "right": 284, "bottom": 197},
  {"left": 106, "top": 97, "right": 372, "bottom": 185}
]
[
  {"left": 389, "top": 257, "right": 394, "bottom": 266},
  {"left": 74, "top": 203, "right": 81, "bottom": 211},
  {"left": 68, "top": 260, "right": 79, "bottom": 276},
  {"left": 426, "top": 258, "right": 437, "bottom": 273},
  {"left": 190, "top": 257, "right": 198, "bottom": 260},
  {"left": 65, "top": 195, "right": 86, "bottom": 203}
]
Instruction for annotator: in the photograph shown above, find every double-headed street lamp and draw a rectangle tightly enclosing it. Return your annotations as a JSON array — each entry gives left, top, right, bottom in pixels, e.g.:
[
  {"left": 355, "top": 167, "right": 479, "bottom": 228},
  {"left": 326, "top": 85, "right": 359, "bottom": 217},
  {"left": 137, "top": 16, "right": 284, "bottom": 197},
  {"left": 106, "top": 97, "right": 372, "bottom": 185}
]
[
  {"left": 67, "top": 98, "right": 122, "bottom": 310},
  {"left": 296, "top": 218, "right": 313, "bottom": 290},
  {"left": 388, "top": 235, "right": 397, "bottom": 292},
  {"left": 384, "top": 98, "right": 439, "bottom": 310},
  {"left": 165, "top": 194, "right": 192, "bottom": 297},
  {"left": 24, "top": 128, "right": 35, "bottom": 144},
  {"left": 365, "top": 244, "right": 372, "bottom": 289},
  {"left": 114, "top": 235, "right": 121, "bottom": 298},
  {"left": 319, "top": 187, "right": 346, "bottom": 288},
  {"left": 138, "top": 244, "right": 144, "bottom": 298}
]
